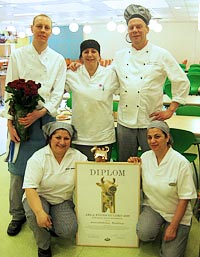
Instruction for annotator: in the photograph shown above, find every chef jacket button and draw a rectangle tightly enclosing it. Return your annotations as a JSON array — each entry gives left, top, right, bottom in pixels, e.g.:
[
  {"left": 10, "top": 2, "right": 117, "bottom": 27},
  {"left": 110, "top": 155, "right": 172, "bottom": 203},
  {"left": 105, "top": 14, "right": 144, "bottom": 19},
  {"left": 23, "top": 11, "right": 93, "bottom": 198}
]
[
  {"left": 127, "top": 63, "right": 129, "bottom": 66},
  {"left": 126, "top": 76, "right": 128, "bottom": 78},
  {"left": 126, "top": 105, "right": 128, "bottom": 107},
  {"left": 125, "top": 90, "right": 127, "bottom": 93},
  {"left": 137, "top": 105, "right": 139, "bottom": 108},
  {"left": 138, "top": 91, "right": 140, "bottom": 93},
  {"left": 140, "top": 77, "right": 143, "bottom": 79},
  {"left": 144, "top": 63, "right": 145, "bottom": 65}
]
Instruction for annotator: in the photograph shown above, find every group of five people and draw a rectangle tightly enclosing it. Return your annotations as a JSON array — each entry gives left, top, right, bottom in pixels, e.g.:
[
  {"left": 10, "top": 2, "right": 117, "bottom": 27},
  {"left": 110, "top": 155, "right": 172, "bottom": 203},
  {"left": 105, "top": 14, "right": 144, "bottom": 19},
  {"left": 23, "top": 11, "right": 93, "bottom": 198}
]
[{"left": 4, "top": 3, "right": 196, "bottom": 257}]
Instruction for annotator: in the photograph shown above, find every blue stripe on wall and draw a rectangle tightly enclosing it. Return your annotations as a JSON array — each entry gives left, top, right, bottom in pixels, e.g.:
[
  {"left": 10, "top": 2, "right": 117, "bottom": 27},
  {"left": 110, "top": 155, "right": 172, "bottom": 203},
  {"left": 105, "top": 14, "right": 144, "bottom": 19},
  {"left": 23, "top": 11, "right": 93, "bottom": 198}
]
[{"left": 30, "top": 25, "right": 83, "bottom": 59}]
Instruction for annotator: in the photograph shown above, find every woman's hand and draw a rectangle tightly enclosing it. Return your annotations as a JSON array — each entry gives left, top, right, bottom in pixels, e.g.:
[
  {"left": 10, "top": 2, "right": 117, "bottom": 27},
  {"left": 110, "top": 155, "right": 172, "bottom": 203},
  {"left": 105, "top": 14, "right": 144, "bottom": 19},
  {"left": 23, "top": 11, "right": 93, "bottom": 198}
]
[
  {"left": 163, "top": 223, "right": 177, "bottom": 241},
  {"left": 18, "top": 108, "right": 47, "bottom": 128},
  {"left": 7, "top": 120, "right": 20, "bottom": 143},
  {"left": 127, "top": 156, "right": 142, "bottom": 164},
  {"left": 36, "top": 210, "right": 52, "bottom": 229}
]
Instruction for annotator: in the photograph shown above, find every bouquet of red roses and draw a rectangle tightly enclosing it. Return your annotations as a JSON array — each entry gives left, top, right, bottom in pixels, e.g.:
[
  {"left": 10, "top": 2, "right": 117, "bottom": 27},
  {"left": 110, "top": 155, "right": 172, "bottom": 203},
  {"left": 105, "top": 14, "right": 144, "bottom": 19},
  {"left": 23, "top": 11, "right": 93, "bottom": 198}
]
[{"left": 5, "top": 79, "right": 45, "bottom": 141}]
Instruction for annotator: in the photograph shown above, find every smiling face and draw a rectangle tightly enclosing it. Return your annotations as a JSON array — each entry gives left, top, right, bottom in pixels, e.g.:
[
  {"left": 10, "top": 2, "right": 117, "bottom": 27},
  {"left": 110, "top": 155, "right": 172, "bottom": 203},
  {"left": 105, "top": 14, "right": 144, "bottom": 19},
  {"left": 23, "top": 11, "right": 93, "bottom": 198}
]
[
  {"left": 49, "top": 129, "right": 71, "bottom": 159},
  {"left": 31, "top": 15, "right": 52, "bottom": 45},
  {"left": 147, "top": 128, "right": 170, "bottom": 154},
  {"left": 81, "top": 48, "right": 100, "bottom": 66},
  {"left": 127, "top": 18, "right": 149, "bottom": 50}
]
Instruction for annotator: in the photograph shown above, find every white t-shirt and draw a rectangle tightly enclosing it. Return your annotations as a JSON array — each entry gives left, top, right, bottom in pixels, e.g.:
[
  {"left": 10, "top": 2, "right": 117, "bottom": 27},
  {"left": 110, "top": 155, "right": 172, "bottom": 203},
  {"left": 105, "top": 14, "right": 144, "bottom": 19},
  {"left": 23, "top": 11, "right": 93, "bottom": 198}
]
[
  {"left": 141, "top": 147, "right": 197, "bottom": 225},
  {"left": 23, "top": 145, "right": 87, "bottom": 205},
  {"left": 65, "top": 64, "right": 119, "bottom": 145}
]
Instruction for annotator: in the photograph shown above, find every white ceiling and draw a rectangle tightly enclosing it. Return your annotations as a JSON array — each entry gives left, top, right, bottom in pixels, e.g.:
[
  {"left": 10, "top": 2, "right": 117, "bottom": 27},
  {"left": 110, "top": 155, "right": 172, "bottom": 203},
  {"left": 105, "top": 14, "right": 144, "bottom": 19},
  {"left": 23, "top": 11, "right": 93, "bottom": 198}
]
[{"left": 0, "top": 0, "right": 200, "bottom": 30}]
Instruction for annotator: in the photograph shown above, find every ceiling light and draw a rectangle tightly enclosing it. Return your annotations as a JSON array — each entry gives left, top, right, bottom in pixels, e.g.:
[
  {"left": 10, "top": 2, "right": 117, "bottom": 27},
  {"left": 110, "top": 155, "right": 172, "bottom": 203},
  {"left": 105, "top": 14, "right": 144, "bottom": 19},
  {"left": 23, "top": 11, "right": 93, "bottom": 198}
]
[
  {"left": 117, "top": 23, "right": 126, "bottom": 33},
  {"left": 106, "top": 20, "right": 116, "bottom": 31},
  {"left": 52, "top": 26, "right": 60, "bottom": 35},
  {"left": 18, "top": 31, "right": 26, "bottom": 38},
  {"left": 83, "top": 24, "right": 92, "bottom": 34},
  {"left": 149, "top": 19, "right": 163, "bottom": 33},
  {"left": 6, "top": 25, "right": 16, "bottom": 32},
  {"left": 25, "top": 27, "right": 33, "bottom": 36},
  {"left": 69, "top": 22, "right": 79, "bottom": 32},
  {"left": 154, "top": 23, "right": 163, "bottom": 32}
]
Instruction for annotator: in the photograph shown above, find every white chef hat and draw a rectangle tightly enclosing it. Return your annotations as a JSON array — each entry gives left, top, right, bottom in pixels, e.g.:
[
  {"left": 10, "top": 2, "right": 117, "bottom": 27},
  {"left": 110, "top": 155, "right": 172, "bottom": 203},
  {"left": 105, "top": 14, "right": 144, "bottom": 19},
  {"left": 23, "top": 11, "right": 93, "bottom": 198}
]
[{"left": 124, "top": 4, "right": 152, "bottom": 25}]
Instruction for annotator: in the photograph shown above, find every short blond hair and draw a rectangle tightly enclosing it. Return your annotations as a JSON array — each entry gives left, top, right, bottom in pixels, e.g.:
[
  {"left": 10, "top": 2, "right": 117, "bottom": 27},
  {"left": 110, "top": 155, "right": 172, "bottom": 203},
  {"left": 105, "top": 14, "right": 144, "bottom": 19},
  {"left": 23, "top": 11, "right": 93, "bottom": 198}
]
[{"left": 32, "top": 14, "right": 52, "bottom": 26}]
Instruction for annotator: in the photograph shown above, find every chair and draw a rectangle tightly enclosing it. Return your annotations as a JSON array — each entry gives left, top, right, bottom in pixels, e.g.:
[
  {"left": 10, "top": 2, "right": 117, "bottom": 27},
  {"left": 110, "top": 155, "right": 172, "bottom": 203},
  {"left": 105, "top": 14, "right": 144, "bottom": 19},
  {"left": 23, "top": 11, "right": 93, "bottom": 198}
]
[
  {"left": 163, "top": 79, "right": 172, "bottom": 99},
  {"left": 66, "top": 91, "right": 72, "bottom": 108},
  {"left": 113, "top": 101, "right": 119, "bottom": 112},
  {"left": 176, "top": 105, "right": 200, "bottom": 179},
  {"left": 179, "top": 63, "right": 186, "bottom": 71},
  {"left": 187, "top": 73, "right": 200, "bottom": 95},
  {"left": 111, "top": 141, "right": 118, "bottom": 162},
  {"left": 111, "top": 102, "right": 119, "bottom": 161},
  {"left": 188, "top": 68, "right": 200, "bottom": 74},
  {"left": 189, "top": 64, "right": 200, "bottom": 70},
  {"left": 170, "top": 128, "right": 199, "bottom": 188}
]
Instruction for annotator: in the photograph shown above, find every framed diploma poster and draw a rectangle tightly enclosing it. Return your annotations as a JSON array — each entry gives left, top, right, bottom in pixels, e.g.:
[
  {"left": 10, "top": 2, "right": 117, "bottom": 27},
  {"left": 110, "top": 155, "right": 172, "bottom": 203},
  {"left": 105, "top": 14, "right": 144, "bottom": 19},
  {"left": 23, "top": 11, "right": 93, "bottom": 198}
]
[{"left": 75, "top": 162, "right": 141, "bottom": 247}]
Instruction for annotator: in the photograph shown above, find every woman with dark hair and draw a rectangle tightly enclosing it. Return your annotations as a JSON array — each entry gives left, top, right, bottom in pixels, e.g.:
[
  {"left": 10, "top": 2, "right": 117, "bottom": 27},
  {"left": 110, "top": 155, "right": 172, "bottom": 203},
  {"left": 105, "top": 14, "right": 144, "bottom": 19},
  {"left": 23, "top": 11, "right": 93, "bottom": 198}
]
[
  {"left": 22, "top": 122, "right": 87, "bottom": 257},
  {"left": 65, "top": 39, "right": 119, "bottom": 161},
  {"left": 128, "top": 120, "right": 196, "bottom": 257}
]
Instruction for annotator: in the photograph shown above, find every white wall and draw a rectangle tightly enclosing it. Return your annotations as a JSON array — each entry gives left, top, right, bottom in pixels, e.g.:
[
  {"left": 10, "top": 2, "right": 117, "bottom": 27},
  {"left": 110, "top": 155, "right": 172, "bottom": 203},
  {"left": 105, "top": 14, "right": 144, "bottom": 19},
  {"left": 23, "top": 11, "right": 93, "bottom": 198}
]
[{"left": 84, "top": 21, "right": 200, "bottom": 67}]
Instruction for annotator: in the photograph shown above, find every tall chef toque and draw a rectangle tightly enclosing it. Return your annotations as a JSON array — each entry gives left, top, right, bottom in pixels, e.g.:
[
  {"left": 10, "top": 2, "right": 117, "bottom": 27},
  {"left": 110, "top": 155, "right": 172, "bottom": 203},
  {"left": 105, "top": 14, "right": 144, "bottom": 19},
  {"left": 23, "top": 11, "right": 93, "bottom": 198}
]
[{"left": 124, "top": 4, "right": 152, "bottom": 25}]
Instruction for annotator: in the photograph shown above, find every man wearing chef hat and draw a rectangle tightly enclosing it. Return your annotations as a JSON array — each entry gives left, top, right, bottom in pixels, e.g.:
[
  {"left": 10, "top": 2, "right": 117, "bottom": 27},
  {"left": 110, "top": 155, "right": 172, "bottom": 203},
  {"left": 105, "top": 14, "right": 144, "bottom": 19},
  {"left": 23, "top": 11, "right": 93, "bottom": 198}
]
[{"left": 113, "top": 4, "right": 190, "bottom": 161}]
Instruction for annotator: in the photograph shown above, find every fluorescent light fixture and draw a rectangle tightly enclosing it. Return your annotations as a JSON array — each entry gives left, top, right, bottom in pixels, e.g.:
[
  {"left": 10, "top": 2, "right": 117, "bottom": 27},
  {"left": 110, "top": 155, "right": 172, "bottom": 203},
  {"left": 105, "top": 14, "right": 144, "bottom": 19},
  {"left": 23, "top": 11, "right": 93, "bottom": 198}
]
[
  {"left": 14, "top": 13, "right": 39, "bottom": 17},
  {"left": 174, "top": 6, "right": 181, "bottom": 10},
  {"left": 103, "top": 0, "right": 168, "bottom": 10},
  {"left": 32, "top": 3, "right": 93, "bottom": 13},
  {"left": 2, "top": 0, "right": 55, "bottom": 2}
]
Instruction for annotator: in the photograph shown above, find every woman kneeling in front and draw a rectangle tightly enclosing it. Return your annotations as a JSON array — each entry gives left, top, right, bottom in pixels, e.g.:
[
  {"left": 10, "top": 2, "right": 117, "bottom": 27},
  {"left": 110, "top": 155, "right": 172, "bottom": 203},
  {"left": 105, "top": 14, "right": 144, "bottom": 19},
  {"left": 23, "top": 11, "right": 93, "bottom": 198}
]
[
  {"left": 128, "top": 120, "right": 196, "bottom": 257},
  {"left": 22, "top": 122, "right": 87, "bottom": 257}
]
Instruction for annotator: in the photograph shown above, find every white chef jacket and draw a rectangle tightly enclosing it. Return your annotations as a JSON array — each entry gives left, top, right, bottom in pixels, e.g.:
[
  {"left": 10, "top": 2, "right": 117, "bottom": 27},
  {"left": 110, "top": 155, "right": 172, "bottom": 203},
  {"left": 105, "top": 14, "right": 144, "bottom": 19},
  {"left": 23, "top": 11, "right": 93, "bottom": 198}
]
[
  {"left": 23, "top": 145, "right": 87, "bottom": 205},
  {"left": 141, "top": 148, "right": 197, "bottom": 226},
  {"left": 113, "top": 42, "right": 190, "bottom": 128},
  {"left": 5, "top": 43, "right": 66, "bottom": 118},
  {"left": 65, "top": 64, "right": 119, "bottom": 145}
]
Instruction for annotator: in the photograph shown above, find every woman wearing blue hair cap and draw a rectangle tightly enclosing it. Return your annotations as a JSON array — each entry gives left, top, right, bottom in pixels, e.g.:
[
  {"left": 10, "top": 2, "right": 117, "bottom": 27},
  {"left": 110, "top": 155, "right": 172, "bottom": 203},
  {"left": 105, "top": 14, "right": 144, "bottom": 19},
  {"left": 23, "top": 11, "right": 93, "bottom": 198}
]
[
  {"left": 128, "top": 121, "right": 196, "bottom": 257},
  {"left": 22, "top": 121, "right": 87, "bottom": 257}
]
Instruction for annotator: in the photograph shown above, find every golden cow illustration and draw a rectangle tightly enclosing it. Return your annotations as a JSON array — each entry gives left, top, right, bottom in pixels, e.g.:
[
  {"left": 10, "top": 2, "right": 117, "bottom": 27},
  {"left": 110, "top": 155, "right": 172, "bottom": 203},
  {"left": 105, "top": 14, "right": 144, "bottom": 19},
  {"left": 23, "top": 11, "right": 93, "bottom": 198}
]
[{"left": 96, "top": 177, "right": 118, "bottom": 213}]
